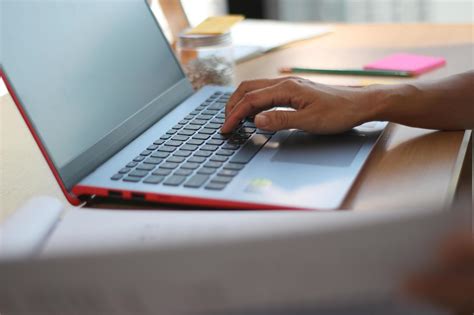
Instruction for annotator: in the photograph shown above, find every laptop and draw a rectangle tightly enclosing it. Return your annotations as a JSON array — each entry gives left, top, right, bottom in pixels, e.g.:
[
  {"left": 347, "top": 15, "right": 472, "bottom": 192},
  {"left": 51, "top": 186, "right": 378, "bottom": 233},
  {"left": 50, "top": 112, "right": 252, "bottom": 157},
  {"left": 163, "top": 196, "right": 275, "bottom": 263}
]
[{"left": 1, "top": 0, "right": 386, "bottom": 210}]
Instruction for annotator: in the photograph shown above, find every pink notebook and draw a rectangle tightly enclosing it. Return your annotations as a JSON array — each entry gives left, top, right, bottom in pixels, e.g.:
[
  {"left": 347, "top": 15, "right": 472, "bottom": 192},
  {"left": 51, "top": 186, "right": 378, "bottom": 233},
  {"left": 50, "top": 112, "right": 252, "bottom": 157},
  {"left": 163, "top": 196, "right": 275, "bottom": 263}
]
[{"left": 364, "top": 53, "right": 446, "bottom": 75}]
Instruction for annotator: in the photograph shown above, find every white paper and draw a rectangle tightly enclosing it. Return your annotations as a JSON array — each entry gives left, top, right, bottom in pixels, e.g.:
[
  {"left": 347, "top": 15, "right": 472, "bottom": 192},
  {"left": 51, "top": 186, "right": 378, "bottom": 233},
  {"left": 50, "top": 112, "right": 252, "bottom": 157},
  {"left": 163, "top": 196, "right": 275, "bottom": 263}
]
[
  {"left": 232, "top": 20, "right": 332, "bottom": 62},
  {"left": 0, "top": 207, "right": 455, "bottom": 315},
  {"left": 0, "top": 196, "right": 63, "bottom": 259}
]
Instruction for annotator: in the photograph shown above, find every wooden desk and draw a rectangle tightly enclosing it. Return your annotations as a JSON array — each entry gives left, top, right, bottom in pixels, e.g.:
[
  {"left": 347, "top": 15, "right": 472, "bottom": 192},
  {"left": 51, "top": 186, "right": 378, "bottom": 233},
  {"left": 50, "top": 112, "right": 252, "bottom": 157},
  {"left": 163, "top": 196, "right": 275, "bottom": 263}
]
[{"left": 0, "top": 24, "right": 472, "bottom": 222}]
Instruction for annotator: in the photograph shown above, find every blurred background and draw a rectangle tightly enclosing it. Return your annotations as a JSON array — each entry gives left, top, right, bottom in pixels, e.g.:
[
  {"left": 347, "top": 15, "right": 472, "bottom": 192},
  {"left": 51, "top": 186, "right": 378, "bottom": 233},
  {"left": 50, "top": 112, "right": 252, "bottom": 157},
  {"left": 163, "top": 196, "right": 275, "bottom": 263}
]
[{"left": 181, "top": 0, "right": 473, "bottom": 25}]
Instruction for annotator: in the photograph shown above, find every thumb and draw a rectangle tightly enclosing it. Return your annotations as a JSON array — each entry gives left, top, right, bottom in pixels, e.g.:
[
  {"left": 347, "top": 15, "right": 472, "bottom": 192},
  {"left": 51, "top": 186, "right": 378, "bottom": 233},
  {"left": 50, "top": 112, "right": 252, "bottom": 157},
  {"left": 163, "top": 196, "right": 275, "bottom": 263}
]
[{"left": 254, "top": 110, "right": 303, "bottom": 131}]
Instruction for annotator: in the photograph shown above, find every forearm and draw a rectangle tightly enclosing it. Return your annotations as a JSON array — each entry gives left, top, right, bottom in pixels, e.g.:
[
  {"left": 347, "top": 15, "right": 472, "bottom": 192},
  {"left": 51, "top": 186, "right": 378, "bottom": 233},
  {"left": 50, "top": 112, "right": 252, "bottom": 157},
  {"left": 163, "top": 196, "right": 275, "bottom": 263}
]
[{"left": 366, "top": 71, "right": 474, "bottom": 130}]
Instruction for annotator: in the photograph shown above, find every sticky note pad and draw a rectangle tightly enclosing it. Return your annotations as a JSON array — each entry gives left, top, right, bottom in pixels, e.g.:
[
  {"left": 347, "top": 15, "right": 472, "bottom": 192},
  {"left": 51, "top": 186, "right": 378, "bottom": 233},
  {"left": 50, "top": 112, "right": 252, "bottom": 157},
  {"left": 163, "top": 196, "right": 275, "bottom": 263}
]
[
  {"left": 364, "top": 53, "right": 446, "bottom": 76},
  {"left": 187, "top": 15, "right": 245, "bottom": 35}
]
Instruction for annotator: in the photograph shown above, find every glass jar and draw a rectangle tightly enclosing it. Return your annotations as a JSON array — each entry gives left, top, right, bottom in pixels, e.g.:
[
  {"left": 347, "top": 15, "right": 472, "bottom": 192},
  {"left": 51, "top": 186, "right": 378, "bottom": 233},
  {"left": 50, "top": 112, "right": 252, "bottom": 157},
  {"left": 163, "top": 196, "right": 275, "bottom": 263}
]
[{"left": 177, "top": 31, "right": 235, "bottom": 90}]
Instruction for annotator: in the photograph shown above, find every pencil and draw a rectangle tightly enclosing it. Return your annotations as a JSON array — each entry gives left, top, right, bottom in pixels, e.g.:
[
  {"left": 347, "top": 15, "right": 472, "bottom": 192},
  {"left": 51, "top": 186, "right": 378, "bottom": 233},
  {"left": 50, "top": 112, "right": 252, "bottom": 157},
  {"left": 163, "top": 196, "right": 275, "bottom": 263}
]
[{"left": 279, "top": 67, "right": 414, "bottom": 77}]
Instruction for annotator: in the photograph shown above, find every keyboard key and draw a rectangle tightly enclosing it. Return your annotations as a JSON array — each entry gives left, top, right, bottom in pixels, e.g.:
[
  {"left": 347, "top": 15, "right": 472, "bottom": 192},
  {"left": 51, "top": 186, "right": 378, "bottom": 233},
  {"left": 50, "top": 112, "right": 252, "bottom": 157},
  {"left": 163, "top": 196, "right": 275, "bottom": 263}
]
[
  {"left": 207, "top": 139, "right": 225, "bottom": 146},
  {"left": 188, "top": 156, "right": 206, "bottom": 164},
  {"left": 187, "top": 139, "right": 204, "bottom": 146},
  {"left": 119, "top": 167, "right": 131, "bottom": 174},
  {"left": 202, "top": 110, "right": 219, "bottom": 115},
  {"left": 184, "top": 124, "right": 201, "bottom": 131},
  {"left": 129, "top": 170, "right": 149, "bottom": 178},
  {"left": 240, "top": 127, "right": 257, "bottom": 134},
  {"left": 123, "top": 176, "right": 141, "bottom": 183},
  {"left": 157, "top": 146, "right": 176, "bottom": 153},
  {"left": 212, "top": 133, "right": 229, "bottom": 140},
  {"left": 153, "top": 168, "right": 172, "bottom": 176},
  {"left": 174, "top": 150, "right": 192, "bottom": 157},
  {"left": 166, "top": 140, "right": 183, "bottom": 147},
  {"left": 193, "top": 134, "right": 210, "bottom": 140},
  {"left": 136, "top": 164, "right": 155, "bottom": 171},
  {"left": 172, "top": 135, "right": 189, "bottom": 141},
  {"left": 160, "top": 162, "right": 179, "bottom": 169},
  {"left": 210, "top": 155, "right": 228, "bottom": 162},
  {"left": 163, "top": 175, "right": 186, "bottom": 186},
  {"left": 222, "top": 144, "right": 240, "bottom": 150},
  {"left": 194, "top": 150, "right": 212, "bottom": 158},
  {"left": 144, "top": 175, "right": 165, "bottom": 184},
  {"left": 230, "top": 134, "right": 270, "bottom": 164},
  {"left": 189, "top": 119, "right": 207, "bottom": 125},
  {"left": 178, "top": 129, "right": 195, "bottom": 136},
  {"left": 153, "top": 139, "right": 165, "bottom": 145},
  {"left": 216, "top": 149, "right": 235, "bottom": 156},
  {"left": 197, "top": 167, "right": 216, "bottom": 175},
  {"left": 199, "top": 128, "right": 215, "bottom": 135},
  {"left": 216, "top": 113, "right": 226, "bottom": 119},
  {"left": 111, "top": 173, "right": 123, "bottom": 181},
  {"left": 184, "top": 115, "right": 194, "bottom": 120},
  {"left": 147, "top": 144, "right": 159, "bottom": 150},
  {"left": 204, "top": 161, "right": 222, "bottom": 168},
  {"left": 178, "top": 119, "right": 188, "bottom": 125},
  {"left": 167, "top": 156, "right": 185, "bottom": 163},
  {"left": 166, "top": 129, "right": 177, "bottom": 135},
  {"left": 205, "top": 123, "right": 221, "bottom": 130},
  {"left": 140, "top": 150, "right": 153, "bottom": 156},
  {"left": 197, "top": 114, "right": 213, "bottom": 120},
  {"left": 209, "top": 103, "right": 225, "bottom": 110},
  {"left": 224, "top": 163, "right": 245, "bottom": 171},
  {"left": 151, "top": 151, "right": 170, "bottom": 159},
  {"left": 181, "top": 144, "right": 199, "bottom": 151},
  {"left": 210, "top": 118, "right": 225, "bottom": 124},
  {"left": 160, "top": 134, "right": 171, "bottom": 140},
  {"left": 126, "top": 162, "right": 138, "bottom": 168},
  {"left": 181, "top": 162, "right": 200, "bottom": 170},
  {"left": 205, "top": 182, "right": 226, "bottom": 190},
  {"left": 218, "top": 169, "right": 238, "bottom": 177},
  {"left": 190, "top": 110, "right": 200, "bottom": 115},
  {"left": 175, "top": 168, "right": 193, "bottom": 176},
  {"left": 201, "top": 145, "right": 218, "bottom": 151},
  {"left": 256, "top": 129, "right": 275, "bottom": 135},
  {"left": 211, "top": 176, "right": 232, "bottom": 184},
  {"left": 184, "top": 174, "right": 210, "bottom": 188},
  {"left": 133, "top": 155, "right": 145, "bottom": 162},
  {"left": 144, "top": 157, "right": 163, "bottom": 165},
  {"left": 243, "top": 121, "right": 256, "bottom": 127}
]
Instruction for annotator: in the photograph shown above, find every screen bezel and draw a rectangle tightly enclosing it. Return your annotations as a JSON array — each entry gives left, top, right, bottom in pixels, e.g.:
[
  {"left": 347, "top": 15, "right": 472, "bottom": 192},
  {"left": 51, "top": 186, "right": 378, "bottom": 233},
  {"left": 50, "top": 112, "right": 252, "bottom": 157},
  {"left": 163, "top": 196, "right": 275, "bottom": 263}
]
[{"left": 1, "top": 0, "right": 193, "bottom": 199}]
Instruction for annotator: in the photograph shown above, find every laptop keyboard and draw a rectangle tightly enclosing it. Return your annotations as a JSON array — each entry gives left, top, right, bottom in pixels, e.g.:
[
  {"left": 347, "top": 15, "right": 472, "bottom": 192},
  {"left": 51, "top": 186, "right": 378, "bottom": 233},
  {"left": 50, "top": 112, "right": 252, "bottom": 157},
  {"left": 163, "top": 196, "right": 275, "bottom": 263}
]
[{"left": 110, "top": 91, "right": 274, "bottom": 191}]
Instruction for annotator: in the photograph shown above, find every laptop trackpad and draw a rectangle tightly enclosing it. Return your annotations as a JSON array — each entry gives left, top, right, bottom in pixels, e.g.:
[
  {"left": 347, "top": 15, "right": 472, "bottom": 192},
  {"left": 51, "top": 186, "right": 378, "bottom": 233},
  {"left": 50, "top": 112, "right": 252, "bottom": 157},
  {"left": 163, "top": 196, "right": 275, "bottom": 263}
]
[{"left": 271, "top": 131, "right": 366, "bottom": 167}]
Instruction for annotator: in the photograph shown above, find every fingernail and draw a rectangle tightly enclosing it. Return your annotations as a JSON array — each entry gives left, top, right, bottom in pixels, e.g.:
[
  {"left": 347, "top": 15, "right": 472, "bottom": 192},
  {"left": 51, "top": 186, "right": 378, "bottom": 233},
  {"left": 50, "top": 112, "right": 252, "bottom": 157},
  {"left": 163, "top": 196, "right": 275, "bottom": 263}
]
[{"left": 255, "top": 114, "right": 269, "bottom": 128}]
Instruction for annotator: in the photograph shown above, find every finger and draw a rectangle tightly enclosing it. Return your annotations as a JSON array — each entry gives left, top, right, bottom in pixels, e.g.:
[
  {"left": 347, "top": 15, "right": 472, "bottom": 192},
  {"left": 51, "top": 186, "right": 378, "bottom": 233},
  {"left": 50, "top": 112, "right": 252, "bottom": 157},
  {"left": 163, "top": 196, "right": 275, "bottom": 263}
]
[
  {"left": 439, "top": 232, "right": 474, "bottom": 267},
  {"left": 225, "top": 77, "right": 298, "bottom": 118},
  {"left": 255, "top": 110, "right": 306, "bottom": 131},
  {"left": 221, "top": 80, "right": 299, "bottom": 133},
  {"left": 404, "top": 272, "right": 474, "bottom": 312}
]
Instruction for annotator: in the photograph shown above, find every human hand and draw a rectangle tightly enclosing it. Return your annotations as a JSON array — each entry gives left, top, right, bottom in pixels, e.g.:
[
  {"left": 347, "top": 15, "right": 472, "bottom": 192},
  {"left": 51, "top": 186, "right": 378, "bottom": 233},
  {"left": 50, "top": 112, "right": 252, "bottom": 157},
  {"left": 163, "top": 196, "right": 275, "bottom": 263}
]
[
  {"left": 404, "top": 232, "right": 474, "bottom": 313},
  {"left": 221, "top": 77, "right": 376, "bottom": 134}
]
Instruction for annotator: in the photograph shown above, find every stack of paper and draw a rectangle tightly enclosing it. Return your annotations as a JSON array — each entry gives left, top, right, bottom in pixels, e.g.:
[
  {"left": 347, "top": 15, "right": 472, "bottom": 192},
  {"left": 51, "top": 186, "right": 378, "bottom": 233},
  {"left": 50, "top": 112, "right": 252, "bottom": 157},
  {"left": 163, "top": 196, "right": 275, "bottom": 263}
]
[{"left": 232, "top": 19, "right": 332, "bottom": 62}]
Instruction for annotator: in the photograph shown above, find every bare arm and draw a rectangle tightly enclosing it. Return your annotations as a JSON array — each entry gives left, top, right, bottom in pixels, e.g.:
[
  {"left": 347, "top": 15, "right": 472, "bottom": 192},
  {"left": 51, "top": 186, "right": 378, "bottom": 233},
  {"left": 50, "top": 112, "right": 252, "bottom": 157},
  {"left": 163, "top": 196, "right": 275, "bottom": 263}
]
[{"left": 221, "top": 71, "right": 474, "bottom": 134}]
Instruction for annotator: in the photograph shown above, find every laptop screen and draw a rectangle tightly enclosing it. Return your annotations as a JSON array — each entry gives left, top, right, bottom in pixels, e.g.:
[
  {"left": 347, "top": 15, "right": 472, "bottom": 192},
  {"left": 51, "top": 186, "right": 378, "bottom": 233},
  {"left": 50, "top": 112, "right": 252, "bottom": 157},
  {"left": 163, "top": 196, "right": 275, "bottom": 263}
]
[{"left": 2, "top": 0, "right": 192, "bottom": 189}]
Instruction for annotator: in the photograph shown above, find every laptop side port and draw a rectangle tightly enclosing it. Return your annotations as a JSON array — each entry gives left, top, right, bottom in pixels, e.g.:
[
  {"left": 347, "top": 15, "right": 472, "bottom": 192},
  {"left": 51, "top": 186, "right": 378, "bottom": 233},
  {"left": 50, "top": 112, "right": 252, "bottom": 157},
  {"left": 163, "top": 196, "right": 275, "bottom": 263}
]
[
  {"left": 108, "top": 190, "right": 122, "bottom": 198},
  {"left": 131, "top": 192, "right": 146, "bottom": 201}
]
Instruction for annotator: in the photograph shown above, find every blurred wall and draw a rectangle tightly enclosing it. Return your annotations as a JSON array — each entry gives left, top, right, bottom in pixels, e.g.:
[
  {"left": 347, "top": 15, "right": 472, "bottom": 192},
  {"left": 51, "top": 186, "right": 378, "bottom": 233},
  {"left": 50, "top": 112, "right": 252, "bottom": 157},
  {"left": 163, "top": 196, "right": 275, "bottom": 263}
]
[{"left": 265, "top": 0, "right": 473, "bottom": 23}]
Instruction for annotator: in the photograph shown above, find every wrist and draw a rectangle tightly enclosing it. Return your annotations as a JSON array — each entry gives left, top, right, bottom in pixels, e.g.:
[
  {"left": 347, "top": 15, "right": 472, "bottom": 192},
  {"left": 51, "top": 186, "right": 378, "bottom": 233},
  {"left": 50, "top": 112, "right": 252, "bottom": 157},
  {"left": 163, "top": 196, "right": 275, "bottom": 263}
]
[{"left": 363, "top": 83, "right": 420, "bottom": 122}]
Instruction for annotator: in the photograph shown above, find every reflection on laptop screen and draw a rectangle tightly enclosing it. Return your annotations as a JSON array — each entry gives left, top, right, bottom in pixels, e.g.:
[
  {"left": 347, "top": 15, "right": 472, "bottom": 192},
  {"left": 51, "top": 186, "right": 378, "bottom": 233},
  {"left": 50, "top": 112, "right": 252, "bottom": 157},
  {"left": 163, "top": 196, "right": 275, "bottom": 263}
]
[{"left": 2, "top": 0, "right": 184, "bottom": 169}]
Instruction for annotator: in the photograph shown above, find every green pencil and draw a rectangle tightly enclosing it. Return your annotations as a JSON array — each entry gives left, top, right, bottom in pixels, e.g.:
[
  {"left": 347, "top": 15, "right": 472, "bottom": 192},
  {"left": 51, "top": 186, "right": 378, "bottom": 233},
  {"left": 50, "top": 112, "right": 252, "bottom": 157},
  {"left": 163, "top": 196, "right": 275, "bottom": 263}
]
[{"left": 279, "top": 67, "right": 414, "bottom": 77}]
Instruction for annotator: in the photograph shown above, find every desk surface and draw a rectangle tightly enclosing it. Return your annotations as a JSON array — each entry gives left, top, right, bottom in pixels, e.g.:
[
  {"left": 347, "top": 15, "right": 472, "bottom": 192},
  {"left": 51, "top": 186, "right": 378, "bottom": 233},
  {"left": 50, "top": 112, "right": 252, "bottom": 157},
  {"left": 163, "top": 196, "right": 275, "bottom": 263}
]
[{"left": 1, "top": 23, "right": 472, "bottom": 222}]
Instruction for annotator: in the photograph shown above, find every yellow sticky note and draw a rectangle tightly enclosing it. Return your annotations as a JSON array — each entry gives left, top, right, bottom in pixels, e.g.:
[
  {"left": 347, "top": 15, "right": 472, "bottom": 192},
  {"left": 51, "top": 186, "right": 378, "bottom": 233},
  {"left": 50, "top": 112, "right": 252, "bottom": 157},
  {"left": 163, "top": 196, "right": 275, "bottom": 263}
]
[{"left": 187, "top": 15, "right": 245, "bottom": 35}]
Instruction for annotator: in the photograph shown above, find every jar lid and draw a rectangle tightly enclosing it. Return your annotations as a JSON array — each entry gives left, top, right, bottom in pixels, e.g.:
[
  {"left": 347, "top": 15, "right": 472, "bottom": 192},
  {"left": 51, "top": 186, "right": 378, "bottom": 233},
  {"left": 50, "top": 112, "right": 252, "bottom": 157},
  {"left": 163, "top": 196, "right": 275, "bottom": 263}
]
[{"left": 178, "top": 31, "right": 232, "bottom": 49}]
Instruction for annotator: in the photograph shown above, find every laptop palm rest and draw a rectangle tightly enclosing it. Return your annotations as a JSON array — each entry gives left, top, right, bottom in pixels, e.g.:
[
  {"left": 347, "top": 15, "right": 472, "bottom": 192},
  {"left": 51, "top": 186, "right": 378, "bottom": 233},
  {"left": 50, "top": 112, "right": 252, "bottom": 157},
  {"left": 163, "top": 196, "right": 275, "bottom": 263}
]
[{"left": 271, "top": 131, "right": 366, "bottom": 167}]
